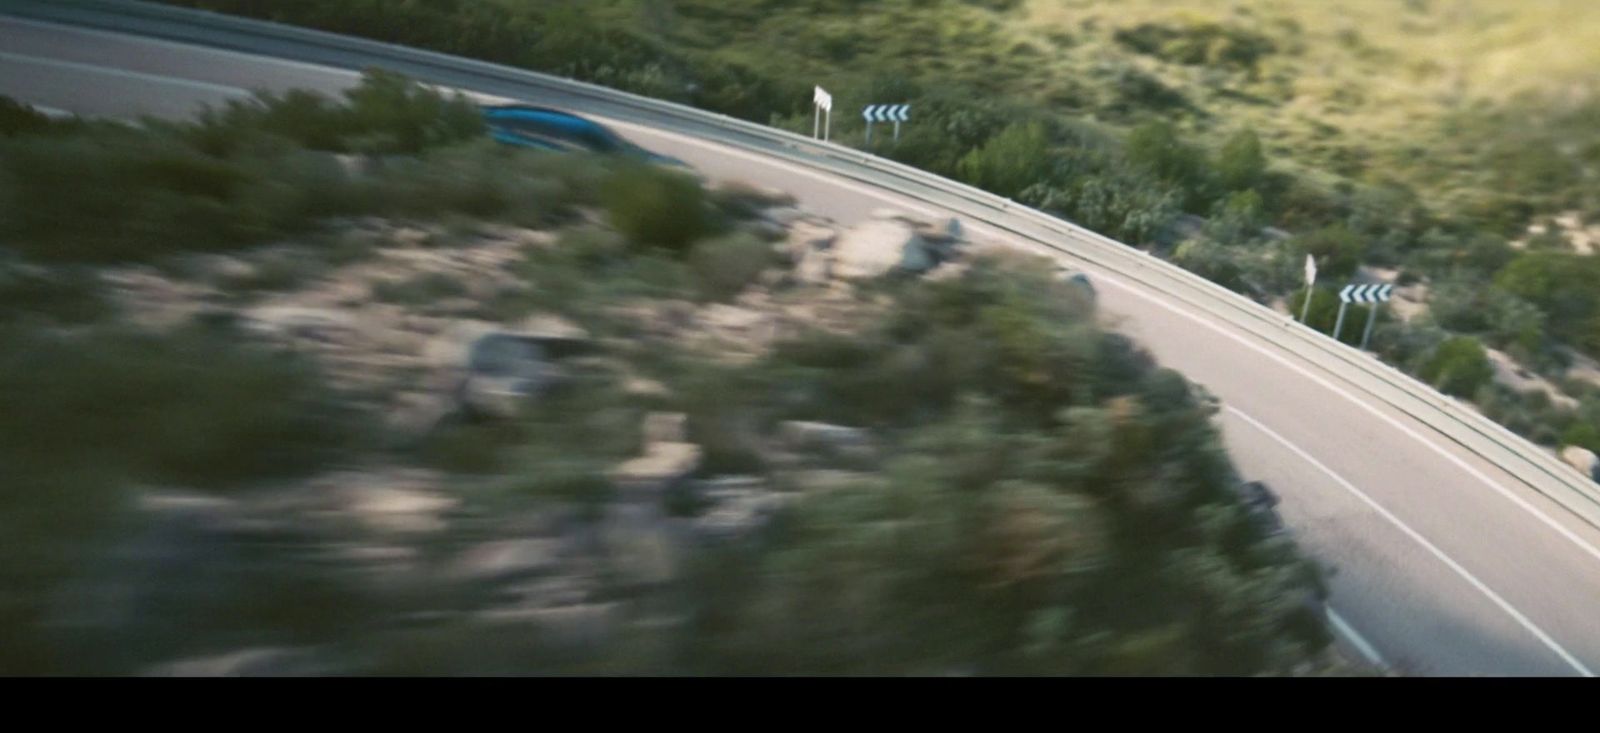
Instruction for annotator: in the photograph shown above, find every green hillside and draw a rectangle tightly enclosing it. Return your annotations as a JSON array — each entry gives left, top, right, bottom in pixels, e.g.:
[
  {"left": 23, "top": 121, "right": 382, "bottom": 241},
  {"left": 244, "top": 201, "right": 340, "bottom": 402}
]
[{"left": 164, "top": 0, "right": 1600, "bottom": 459}]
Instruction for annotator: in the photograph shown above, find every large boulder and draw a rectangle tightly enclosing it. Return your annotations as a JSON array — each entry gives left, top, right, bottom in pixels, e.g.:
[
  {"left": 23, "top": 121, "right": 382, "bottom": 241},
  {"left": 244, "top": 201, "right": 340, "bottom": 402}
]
[
  {"left": 1561, "top": 445, "right": 1600, "bottom": 481},
  {"left": 427, "top": 318, "right": 594, "bottom": 419},
  {"left": 460, "top": 332, "right": 549, "bottom": 418},
  {"left": 831, "top": 219, "right": 936, "bottom": 279},
  {"left": 786, "top": 221, "right": 837, "bottom": 284}
]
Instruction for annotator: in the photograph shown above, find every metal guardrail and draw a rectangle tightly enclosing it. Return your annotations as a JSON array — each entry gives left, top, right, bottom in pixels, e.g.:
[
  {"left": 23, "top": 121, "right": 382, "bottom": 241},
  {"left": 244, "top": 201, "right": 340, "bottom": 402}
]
[{"left": 9, "top": 0, "right": 1600, "bottom": 529}]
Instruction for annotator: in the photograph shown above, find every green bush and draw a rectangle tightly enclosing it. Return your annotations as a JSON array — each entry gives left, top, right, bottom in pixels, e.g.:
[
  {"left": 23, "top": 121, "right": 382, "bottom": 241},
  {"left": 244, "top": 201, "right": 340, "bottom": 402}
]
[
  {"left": 191, "top": 69, "right": 484, "bottom": 156},
  {"left": 0, "top": 322, "right": 361, "bottom": 490},
  {"left": 1292, "top": 224, "right": 1366, "bottom": 280},
  {"left": 0, "top": 97, "right": 65, "bottom": 137},
  {"left": 0, "top": 75, "right": 552, "bottom": 265},
  {"left": 956, "top": 122, "right": 1052, "bottom": 199},
  {"left": 1560, "top": 422, "right": 1600, "bottom": 454},
  {"left": 1215, "top": 129, "right": 1267, "bottom": 193},
  {"left": 1113, "top": 20, "right": 1277, "bottom": 72},
  {"left": 688, "top": 232, "right": 775, "bottom": 302},
  {"left": 1421, "top": 336, "right": 1494, "bottom": 397},
  {"left": 602, "top": 163, "right": 717, "bottom": 252},
  {"left": 1126, "top": 120, "right": 1210, "bottom": 192}
]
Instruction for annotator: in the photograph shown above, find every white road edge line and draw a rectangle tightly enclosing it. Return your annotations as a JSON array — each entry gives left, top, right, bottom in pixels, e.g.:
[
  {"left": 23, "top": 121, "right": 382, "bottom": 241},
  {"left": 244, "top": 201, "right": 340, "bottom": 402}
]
[
  {"left": 1091, "top": 265, "right": 1600, "bottom": 569},
  {"left": 1327, "top": 608, "right": 1386, "bottom": 669},
  {"left": 0, "top": 50, "right": 250, "bottom": 97},
  {"left": 1230, "top": 406, "right": 1595, "bottom": 677}
]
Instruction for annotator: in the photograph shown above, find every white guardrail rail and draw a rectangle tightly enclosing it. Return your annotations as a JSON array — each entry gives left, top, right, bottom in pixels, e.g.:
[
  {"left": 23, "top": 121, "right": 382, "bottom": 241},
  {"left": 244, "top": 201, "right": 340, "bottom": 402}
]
[{"left": 9, "top": 0, "right": 1600, "bottom": 530}]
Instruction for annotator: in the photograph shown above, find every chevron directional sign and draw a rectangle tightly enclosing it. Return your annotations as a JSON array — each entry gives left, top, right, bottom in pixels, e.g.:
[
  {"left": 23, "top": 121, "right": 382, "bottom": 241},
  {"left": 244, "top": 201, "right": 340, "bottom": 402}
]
[
  {"left": 862, "top": 104, "right": 911, "bottom": 122},
  {"left": 1339, "top": 283, "right": 1393, "bottom": 304},
  {"left": 813, "top": 86, "right": 832, "bottom": 111}
]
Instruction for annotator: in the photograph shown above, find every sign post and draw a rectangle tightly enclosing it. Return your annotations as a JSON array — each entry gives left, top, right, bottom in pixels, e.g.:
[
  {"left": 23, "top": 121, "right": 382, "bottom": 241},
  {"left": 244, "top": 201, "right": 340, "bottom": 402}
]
[
  {"left": 1300, "top": 254, "right": 1317, "bottom": 324},
  {"left": 862, "top": 104, "right": 910, "bottom": 147},
  {"left": 813, "top": 86, "right": 833, "bottom": 141},
  {"left": 1336, "top": 283, "right": 1394, "bottom": 348}
]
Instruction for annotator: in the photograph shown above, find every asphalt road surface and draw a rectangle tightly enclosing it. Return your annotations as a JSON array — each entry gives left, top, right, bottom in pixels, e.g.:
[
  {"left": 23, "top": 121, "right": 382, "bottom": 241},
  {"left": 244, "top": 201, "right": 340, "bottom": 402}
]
[{"left": 5, "top": 12, "right": 1600, "bottom": 676}]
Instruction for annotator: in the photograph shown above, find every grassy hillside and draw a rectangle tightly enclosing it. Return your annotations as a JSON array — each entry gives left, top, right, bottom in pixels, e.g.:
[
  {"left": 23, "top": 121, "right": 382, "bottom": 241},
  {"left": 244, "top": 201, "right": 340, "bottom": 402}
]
[
  {"left": 491, "top": 0, "right": 1600, "bottom": 221},
  {"left": 161, "top": 0, "right": 1600, "bottom": 459}
]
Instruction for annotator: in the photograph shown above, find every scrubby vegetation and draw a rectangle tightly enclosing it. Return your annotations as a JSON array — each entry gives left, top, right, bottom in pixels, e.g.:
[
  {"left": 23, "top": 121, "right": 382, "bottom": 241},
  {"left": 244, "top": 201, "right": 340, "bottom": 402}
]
[
  {"left": 0, "top": 78, "right": 1338, "bottom": 674},
  {"left": 159, "top": 0, "right": 1600, "bottom": 457},
  {"left": 668, "top": 255, "right": 1330, "bottom": 674}
]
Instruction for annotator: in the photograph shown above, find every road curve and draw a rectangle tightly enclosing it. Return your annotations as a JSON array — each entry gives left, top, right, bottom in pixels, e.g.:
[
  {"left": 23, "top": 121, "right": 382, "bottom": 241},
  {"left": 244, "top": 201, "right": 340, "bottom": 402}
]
[{"left": 5, "top": 0, "right": 1600, "bottom": 676}]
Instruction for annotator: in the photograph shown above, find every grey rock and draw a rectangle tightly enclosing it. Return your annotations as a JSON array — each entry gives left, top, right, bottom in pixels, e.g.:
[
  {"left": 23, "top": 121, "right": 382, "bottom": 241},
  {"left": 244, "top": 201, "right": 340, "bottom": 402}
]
[
  {"left": 1562, "top": 445, "right": 1600, "bottom": 481},
  {"left": 457, "top": 332, "right": 551, "bottom": 419},
  {"left": 832, "top": 219, "right": 935, "bottom": 279}
]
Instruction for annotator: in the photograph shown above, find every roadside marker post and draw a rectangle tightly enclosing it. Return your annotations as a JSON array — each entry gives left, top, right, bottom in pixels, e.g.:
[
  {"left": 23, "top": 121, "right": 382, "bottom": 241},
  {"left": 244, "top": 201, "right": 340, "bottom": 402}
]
[
  {"left": 813, "top": 86, "right": 832, "bottom": 141},
  {"left": 1300, "top": 254, "right": 1317, "bottom": 324},
  {"left": 1334, "top": 283, "right": 1394, "bottom": 348}
]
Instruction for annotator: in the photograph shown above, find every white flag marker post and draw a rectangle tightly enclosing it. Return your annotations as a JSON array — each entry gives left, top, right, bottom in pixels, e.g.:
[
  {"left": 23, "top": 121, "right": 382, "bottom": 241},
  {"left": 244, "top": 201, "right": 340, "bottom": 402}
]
[{"left": 1300, "top": 254, "right": 1317, "bottom": 324}]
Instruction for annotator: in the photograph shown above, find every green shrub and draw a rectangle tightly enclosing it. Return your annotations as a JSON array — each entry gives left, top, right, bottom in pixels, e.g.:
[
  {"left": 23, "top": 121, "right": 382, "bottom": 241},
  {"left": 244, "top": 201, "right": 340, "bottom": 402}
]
[
  {"left": 192, "top": 69, "right": 484, "bottom": 155},
  {"left": 1422, "top": 336, "right": 1494, "bottom": 397},
  {"left": 0, "top": 96, "right": 64, "bottom": 137},
  {"left": 1215, "top": 129, "right": 1267, "bottom": 193},
  {"left": 956, "top": 122, "right": 1052, "bottom": 199},
  {"left": 1113, "top": 20, "right": 1276, "bottom": 72},
  {"left": 1292, "top": 224, "right": 1366, "bottom": 280},
  {"left": 1560, "top": 422, "right": 1600, "bottom": 453},
  {"left": 602, "top": 163, "right": 717, "bottom": 252},
  {"left": 688, "top": 232, "right": 775, "bottom": 302},
  {"left": 0, "top": 322, "right": 361, "bottom": 490}
]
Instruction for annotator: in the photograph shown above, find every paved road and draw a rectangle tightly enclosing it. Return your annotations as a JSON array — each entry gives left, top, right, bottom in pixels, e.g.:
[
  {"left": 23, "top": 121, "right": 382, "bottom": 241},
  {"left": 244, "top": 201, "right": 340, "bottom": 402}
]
[{"left": 5, "top": 11, "right": 1600, "bottom": 676}]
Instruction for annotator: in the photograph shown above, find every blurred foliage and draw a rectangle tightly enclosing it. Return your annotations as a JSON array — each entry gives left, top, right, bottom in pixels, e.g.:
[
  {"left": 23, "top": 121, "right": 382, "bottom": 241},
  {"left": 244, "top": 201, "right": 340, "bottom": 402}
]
[
  {"left": 0, "top": 321, "right": 365, "bottom": 672},
  {"left": 1421, "top": 336, "right": 1494, "bottom": 398},
  {"left": 601, "top": 162, "right": 718, "bottom": 253},
  {"left": 664, "top": 252, "right": 1331, "bottom": 674},
  {"left": 687, "top": 231, "right": 776, "bottom": 302},
  {"left": 0, "top": 74, "right": 597, "bottom": 265}
]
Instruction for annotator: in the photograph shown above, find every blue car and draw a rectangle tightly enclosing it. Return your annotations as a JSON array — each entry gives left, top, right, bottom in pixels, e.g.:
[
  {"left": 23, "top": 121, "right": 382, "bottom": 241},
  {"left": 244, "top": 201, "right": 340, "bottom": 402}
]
[{"left": 481, "top": 105, "right": 691, "bottom": 170}]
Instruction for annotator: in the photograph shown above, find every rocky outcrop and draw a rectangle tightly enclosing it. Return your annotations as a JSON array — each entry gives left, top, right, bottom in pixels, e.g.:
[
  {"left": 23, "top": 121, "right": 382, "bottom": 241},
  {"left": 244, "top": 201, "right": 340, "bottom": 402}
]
[
  {"left": 831, "top": 218, "right": 937, "bottom": 279},
  {"left": 1561, "top": 445, "right": 1600, "bottom": 482}
]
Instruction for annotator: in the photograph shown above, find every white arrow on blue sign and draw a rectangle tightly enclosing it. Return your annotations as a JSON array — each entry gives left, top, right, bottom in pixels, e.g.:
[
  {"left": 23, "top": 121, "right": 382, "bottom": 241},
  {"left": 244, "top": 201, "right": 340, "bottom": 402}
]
[{"left": 1338, "top": 283, "right": 1393, "bottom": 304}]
